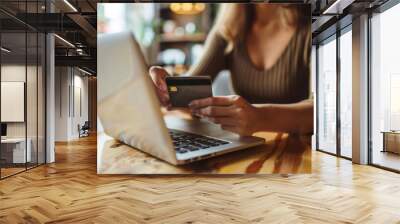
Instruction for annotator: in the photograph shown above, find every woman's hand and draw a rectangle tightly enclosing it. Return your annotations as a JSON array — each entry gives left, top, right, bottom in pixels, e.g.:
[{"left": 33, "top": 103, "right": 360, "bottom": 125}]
[
  {"left": 149, "top": 66, "right": 171, "bottom": 108},
  {"left": 189, "top": 95, "right": 260, "bottom": 136}
]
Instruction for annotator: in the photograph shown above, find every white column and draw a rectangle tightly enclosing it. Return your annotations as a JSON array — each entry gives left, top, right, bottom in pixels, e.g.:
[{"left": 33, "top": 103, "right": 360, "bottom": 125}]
[
  {"left": 46, "top": 33, "right": 55, "bottom": 163},
  {"left": 352, "top": 14, "right": 369, "bottom": 164}
]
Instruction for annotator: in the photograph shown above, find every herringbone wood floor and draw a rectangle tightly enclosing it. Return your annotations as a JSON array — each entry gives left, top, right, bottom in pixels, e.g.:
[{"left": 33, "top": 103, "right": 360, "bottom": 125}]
[{"left": 1, "top": 134, "right": 400, "bottom": 224}]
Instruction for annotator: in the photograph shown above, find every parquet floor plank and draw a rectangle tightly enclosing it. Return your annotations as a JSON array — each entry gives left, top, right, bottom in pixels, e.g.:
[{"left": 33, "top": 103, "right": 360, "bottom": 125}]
[{"left": 0, "top": 135, "right": 400, "bottom": 223}]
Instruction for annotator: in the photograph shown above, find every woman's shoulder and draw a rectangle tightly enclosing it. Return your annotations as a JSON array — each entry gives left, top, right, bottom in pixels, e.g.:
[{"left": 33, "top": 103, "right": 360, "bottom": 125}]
[{"left": 207, "top": 27, "right": 229, "bottom": 45}]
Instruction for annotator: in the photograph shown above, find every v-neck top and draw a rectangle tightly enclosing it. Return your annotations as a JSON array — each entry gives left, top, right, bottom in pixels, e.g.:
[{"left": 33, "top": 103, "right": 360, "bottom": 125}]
[{"left": 187, "top": 26, "right": 311, "bottom": 104}]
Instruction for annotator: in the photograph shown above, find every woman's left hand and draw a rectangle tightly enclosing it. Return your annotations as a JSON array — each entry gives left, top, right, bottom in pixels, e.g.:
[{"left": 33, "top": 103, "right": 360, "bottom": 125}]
[{"left": 189, "top": 95, "right": 260, "bottom": 136}]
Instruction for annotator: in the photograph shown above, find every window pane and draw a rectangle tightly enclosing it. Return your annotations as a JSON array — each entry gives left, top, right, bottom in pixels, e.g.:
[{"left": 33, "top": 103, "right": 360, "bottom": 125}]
[
  {"left": 340, "top": 29, "right": 352, "bottom": 158},
  {"left": 318, "top": 37, "right": 337, "bottom": 154},
  {"left": 371, "top": 3, "right": 400, "bottom": 171}
]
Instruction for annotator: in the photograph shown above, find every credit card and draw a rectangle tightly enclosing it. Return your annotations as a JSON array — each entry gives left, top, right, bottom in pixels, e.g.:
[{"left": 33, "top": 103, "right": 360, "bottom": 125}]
[{"left": 166, "top": 76, "right": 212, "bottom": 107}]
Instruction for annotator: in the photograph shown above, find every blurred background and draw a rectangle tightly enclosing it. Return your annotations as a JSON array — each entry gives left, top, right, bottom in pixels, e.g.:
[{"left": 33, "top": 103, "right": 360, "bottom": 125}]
[{"left": 98, "top": 3, "right": 219, "bottom": 76}]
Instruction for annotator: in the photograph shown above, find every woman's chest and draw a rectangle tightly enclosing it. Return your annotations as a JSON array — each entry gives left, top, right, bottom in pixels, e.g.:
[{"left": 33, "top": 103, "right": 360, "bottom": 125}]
[
  {"left": 245, "top": 27, "right": 296, "bottom": 70},
  {"left": 228, "top": 51, "right": 308, "bottom": 104}
]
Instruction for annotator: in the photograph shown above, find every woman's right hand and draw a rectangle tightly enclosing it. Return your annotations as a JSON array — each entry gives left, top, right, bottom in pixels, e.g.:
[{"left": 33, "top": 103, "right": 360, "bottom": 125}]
[{"left": 149, "top": 66, "right": 171, "bottom": 108}]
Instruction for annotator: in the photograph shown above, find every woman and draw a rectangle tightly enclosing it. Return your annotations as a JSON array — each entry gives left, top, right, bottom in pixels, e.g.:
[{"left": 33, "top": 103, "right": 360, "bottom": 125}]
[{"left": 150, "top": 3, "right": 313, "bottom": 136}]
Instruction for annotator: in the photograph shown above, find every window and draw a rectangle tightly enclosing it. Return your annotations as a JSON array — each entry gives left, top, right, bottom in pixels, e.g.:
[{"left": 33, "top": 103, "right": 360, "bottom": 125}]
[
  {"left": 316, "top": 25, "right": 353, "bottom": 159},
  {"left": 370, "top": 2, "right": 400, "bottom": 171},
  {"left": 339, "top": 28, "right": 352, "bottom": 158},
  {"left": 317, "top": 36, "right": 337, "bottom": 154}
]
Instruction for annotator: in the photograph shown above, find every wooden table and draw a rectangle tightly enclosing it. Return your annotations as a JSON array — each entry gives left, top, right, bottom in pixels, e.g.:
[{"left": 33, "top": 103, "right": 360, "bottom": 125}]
[{"left": 98, "top": 111, "right": 311, "bottom": 174}]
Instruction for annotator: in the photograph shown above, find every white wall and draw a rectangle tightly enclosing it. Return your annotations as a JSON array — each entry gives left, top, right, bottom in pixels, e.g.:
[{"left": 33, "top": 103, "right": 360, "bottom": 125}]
[
  {"left": 55, "top": 67, "right": 69, "bottom": 141},
  {"left": 72, "top": 73, "right": 89, "bottom": 137},
  {"left": 54, "top": 67, "right": 89, "bottom": 141}
]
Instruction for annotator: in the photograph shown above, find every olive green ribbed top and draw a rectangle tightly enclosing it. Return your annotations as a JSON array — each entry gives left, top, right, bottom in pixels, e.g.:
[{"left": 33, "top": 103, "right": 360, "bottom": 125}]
[{"left": 188, "top": 27, "right": 311, "bottom": 104}]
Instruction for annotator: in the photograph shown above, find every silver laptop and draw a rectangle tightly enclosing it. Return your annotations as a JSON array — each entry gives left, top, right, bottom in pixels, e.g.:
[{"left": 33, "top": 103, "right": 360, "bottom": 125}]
[{"left": 97, "top": 32, "right": 265, "bottom": 165}]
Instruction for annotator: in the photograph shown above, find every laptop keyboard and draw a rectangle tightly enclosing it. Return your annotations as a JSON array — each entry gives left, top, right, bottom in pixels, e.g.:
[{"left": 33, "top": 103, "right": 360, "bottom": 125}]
[{"left": 168, "top": 129, "right": 230, "bottom": 154}]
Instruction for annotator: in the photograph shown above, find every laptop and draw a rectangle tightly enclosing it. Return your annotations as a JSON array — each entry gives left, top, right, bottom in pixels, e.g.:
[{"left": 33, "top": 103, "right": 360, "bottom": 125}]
[{"left": 97, "top": 32, "right": 265, "bottom": 165}]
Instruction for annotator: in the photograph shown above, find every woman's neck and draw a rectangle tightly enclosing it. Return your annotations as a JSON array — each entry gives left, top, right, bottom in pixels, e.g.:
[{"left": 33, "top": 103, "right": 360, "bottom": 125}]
[
  {"left": 253, "top": 5, "right": 290, "bottom": 28},
  {"left": 254, "top": 5, "right": 280, "bottom": 26}
]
